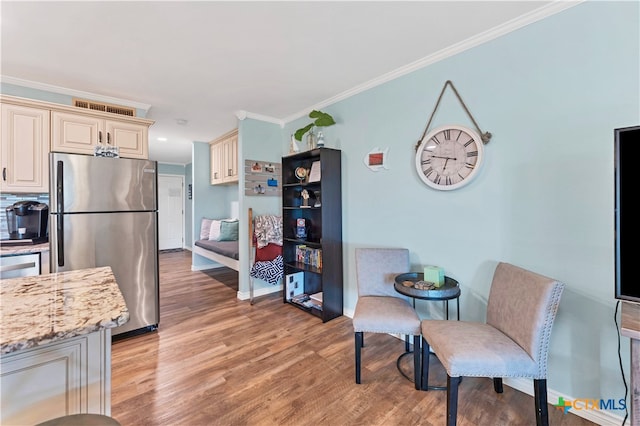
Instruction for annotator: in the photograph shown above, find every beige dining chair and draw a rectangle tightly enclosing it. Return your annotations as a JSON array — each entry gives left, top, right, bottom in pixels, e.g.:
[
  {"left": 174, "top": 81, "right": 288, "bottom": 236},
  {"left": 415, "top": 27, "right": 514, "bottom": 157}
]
[
  {"left": 352, "top": 248, "right": 421, "bottom": 389},
  {"left": 420, "top": 261, "right": 565, "bottom": 426}
]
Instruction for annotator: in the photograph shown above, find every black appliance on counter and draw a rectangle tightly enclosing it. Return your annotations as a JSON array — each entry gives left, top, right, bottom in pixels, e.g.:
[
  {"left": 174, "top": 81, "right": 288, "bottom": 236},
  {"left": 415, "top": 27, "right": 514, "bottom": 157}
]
[{"left": 4, "top": 201, "right": 48, "bottom": 244}]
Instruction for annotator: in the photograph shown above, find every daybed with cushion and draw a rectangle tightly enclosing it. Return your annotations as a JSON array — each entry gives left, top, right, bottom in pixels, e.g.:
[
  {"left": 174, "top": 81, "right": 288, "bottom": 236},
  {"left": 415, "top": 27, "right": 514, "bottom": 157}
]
[{"left": 193, "top": 217, "right": 240, "bottom": 271}]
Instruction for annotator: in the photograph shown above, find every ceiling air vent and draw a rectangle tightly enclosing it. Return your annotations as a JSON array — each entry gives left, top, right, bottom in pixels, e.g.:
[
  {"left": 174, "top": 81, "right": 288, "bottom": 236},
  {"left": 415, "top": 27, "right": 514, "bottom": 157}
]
[{"left": 73, "top": 98, "right": 136, "bottom": 117}]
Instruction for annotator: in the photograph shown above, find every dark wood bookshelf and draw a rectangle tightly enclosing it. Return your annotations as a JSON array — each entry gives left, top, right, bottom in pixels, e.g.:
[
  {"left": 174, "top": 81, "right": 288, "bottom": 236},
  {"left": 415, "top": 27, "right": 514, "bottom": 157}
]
[{"left": 281, "top": 148, "right": 343, "bottom": 322}]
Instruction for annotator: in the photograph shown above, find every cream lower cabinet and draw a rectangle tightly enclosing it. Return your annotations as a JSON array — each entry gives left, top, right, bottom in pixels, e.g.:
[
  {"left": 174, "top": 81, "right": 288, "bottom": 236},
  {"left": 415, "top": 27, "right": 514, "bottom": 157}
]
[
  {"left": 210, "top": 129, "right": 238, "bottom": 185},
  {"left": 0, "top": 329, "right": 112, "bottom": 425},
  {"left": 52, "top": 111, "right": 149, "bottom": 159},
  {"left": 0, "top": 103, "right": 50, "bottom": 193}
]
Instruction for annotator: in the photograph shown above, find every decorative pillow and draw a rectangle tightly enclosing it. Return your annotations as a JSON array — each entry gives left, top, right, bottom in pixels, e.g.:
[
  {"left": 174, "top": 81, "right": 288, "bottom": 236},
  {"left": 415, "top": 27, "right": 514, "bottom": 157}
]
[
  {"left": 218, "top": 219, "right": 239, "bottom": 241},
  {"left": 208, "top": 220, "right": 223, "bottom": 241},
  {"left": 200, "top": 218, "right": 213, "bottom": 240}
]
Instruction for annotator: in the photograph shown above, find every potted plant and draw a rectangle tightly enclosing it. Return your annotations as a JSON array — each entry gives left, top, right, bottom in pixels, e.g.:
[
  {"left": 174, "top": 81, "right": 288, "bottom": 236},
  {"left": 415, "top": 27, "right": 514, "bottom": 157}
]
[{"left": 294, "top": 110, "right": 336, "bottom": 144}]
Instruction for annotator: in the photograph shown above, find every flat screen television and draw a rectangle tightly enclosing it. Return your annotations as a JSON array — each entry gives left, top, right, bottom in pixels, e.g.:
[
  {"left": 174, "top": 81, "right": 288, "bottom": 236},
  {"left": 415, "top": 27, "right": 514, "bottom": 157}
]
[{"left": 615, "top": 125, "right": 640, "bottom": 303}]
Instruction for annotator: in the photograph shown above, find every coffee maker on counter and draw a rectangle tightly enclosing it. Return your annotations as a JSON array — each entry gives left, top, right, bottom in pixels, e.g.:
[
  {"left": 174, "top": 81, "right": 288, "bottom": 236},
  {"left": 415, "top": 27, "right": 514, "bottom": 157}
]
[{"left": 4, "top": 201, "right": 49, "bottom": 244}]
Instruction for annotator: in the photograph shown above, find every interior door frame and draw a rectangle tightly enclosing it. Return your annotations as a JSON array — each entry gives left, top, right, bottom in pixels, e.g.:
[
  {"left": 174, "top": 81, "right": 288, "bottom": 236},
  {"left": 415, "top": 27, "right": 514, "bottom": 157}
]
[{"left": 158, "top": 173, "right": 185, "bottom": 250}]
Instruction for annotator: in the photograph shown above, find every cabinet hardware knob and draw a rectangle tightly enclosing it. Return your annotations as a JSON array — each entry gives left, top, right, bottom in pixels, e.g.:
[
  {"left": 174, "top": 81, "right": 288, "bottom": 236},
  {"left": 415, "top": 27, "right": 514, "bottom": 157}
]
[
  {"left": 2, "top": 167, "right": 6, "bottom": 181},
  {"left": 98, "top": 131, "right": 103, "bottom": 144},
  {"left": 107, "top": 132, "right": 111, "bottom": 145}
]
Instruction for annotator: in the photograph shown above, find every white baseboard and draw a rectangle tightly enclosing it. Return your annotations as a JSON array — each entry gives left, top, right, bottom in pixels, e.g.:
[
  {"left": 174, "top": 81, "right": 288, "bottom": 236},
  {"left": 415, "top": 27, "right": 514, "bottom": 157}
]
[
  {"left": 237, "top": 284, "right": 282, "bottom": 301},
  {"left": 504, "top": 377, "right": 627, "bottom": 426}
]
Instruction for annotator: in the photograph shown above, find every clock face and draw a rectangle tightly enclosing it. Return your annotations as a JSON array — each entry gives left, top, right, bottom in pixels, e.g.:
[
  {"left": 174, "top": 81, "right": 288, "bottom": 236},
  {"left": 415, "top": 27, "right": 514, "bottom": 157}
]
[{"left": 415, "top": 125, "right": 484, "bottom": 190}]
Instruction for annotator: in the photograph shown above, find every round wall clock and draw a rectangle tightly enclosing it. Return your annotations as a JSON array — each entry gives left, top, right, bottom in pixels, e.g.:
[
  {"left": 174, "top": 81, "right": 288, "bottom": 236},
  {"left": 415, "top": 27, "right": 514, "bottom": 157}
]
[{"left": 414, "top": 124, "right": 484, "bottom": 191}]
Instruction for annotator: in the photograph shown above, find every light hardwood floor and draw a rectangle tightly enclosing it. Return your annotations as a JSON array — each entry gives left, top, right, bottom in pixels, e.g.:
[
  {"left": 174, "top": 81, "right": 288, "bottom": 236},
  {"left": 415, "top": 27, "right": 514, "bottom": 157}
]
[{"left": 111, "top": 250, "right": 596, "bottom": 426}]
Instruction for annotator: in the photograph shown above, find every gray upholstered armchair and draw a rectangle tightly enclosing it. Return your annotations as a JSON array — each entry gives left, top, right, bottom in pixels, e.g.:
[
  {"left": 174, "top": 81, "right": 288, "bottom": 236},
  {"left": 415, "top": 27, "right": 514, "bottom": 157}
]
[
  {"left": 420, "top": 262, "right": 565, "bottom": 426},
  {"left": 352, "top": 248, "right": 422, "bottom": 389}
]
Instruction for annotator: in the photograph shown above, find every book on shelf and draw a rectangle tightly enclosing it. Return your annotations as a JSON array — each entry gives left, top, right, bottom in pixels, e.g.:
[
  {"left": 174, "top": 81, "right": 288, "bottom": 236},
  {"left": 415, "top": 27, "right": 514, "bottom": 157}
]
[
  {"left": 290, "top": 293, "right": 316, "bottom": 309},
  {"left": 308, "top": 161, "right": 321, "bottom": 182},
  {"left": 295, "top": 245, "right": 322, "bottom": 268},
  {"left": 309, "top": 292, "right": 323, "bottom": 310}
]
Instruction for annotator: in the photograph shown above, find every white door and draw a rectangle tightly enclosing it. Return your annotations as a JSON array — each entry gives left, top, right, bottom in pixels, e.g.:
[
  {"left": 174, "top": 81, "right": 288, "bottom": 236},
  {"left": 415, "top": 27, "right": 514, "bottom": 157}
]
[{"left": 158, "top": 175, "right": 184, "bottom": 250}]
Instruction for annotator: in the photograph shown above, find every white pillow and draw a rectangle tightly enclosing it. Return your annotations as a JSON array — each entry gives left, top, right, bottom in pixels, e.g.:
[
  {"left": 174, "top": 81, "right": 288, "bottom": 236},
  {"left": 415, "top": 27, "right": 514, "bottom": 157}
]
[
  {"left": 208, "top": 220, "right": 222, "bottom": 241},
  {"left": 200, "top": 218, "right": 213, "bottom": 240}
]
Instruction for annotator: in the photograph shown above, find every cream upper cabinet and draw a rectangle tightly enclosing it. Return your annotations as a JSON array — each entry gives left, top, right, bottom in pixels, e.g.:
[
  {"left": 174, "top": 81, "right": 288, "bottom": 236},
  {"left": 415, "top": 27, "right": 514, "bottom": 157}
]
[
  {"left": 52, "top": 111, "right": 149, "bottom": 159},
  {"left": 0, "top": 103, "right": 50, "bottom": 193},
  {"left": 210, "top": 141, "right": 224, "bottom": 185},
  {"left": 210, "top": 129, "right": 238, "bottom": 185}
]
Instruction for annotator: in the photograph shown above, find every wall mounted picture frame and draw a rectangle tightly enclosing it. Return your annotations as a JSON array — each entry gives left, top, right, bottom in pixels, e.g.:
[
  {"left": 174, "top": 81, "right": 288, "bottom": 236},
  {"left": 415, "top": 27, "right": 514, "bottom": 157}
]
[{"left": 364, "top": 147, "right": 389, "bottom": 172}]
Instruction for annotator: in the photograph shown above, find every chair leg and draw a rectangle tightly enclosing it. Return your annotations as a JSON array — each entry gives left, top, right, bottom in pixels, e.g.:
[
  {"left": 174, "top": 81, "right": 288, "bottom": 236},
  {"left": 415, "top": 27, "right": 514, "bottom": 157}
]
[
  {"left": 421, "top": 336, "right": 430, "bottom": 391},
  {"left": 412, "top": 335, "right": 421, "bottom": 390},
  {"left": 249, "top": 277, "right": 254, "bottom": 305},
  {"left": 493, "top": 377, "right": 503, "bottom": 393},
  {"left": 355, "top": 332, "right": 363, "bottom": 384},
  {"left": 405, "top": 334, "right": 410, "bottom": 352},
  {"left": 447, "top": 375, "right": 462, "bottom": 426},
  {"left": 534, "top": 379, "right": 549, "bottom": 426}
]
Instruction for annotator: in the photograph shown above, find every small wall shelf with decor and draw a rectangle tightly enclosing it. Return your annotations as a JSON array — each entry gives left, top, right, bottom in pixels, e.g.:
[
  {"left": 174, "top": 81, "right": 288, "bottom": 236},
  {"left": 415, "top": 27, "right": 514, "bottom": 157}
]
[{"left": 281, "top": 147, "right": 343, "bottom": 322}]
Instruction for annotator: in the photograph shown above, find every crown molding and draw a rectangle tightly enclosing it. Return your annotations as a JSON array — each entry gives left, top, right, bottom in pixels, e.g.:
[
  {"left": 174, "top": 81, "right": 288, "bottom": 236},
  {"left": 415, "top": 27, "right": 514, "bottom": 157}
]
[
  {"left": 0, "top": 75, "right": 152, "bottom": 114},
  {"left": 281, "top": 1, "right": 584, "bottom": 125},
  {"left": 236, "top": 110, "right": 284, "bottom": 127}
]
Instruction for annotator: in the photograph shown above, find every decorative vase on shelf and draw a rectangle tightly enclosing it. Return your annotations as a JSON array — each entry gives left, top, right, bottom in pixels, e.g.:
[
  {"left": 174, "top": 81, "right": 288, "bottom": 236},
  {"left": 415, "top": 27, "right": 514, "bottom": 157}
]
[
  {"left": 317, "top": 131, "right": 325, "bottom": 148},
  {"left": 307, "top": 127, "right": 317, "bottom": 150},
  {"left": 289, "top": 134, "right": 300, "bottom": 154}
]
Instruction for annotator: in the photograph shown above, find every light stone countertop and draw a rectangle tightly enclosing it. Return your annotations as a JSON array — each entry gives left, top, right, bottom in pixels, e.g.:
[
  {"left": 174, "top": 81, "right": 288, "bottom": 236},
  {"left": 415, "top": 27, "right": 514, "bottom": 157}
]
[{"left": 0, "top": 266, "right": 129, "bottom": 355}]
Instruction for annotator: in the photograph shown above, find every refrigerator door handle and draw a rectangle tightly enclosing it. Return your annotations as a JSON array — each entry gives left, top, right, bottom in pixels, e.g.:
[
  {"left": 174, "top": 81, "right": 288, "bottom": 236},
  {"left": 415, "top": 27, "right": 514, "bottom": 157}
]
[
  {"left": 56, "top": 217, "right": 64, "bottom": 267},
  {"left": 56, "top": 160, "right": 65, "bottom": 267}
]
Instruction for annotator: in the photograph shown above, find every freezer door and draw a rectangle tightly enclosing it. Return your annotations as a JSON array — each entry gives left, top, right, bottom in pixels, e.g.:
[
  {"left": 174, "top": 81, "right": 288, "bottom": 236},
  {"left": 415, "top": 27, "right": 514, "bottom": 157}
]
[
  {"left": 50, "top": 211, "right": 159, "bottom": 335},
  {"left": 50, "top": 153, "right": 157, "bottom": 213}
]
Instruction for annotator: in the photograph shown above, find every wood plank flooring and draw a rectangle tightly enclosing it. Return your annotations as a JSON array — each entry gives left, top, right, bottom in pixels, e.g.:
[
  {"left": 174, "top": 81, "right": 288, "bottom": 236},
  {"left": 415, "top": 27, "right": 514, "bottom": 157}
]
[{"left": 111, "top": 250, "right": 596, "bottom": 426}]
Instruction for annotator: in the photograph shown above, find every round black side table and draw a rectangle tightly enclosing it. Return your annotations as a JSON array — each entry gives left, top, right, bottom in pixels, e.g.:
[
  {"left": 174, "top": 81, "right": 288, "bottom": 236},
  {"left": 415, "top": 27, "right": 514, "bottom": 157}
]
[{"left": 394, "top": 272, "right": 461, "bottom": 390}]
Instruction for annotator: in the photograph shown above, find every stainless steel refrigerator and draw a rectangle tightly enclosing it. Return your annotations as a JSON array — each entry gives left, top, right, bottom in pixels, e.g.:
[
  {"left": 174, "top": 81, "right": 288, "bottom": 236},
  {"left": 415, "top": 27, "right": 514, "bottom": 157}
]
[{"left": 49, "top": 152, "right": 159, "bottom": 337}]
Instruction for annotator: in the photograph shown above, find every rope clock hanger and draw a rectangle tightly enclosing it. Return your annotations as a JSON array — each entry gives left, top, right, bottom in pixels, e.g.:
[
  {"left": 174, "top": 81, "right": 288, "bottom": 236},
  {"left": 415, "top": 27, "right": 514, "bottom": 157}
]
[{"left": 414, "top": 80, "right": 492, "bottom": 191}]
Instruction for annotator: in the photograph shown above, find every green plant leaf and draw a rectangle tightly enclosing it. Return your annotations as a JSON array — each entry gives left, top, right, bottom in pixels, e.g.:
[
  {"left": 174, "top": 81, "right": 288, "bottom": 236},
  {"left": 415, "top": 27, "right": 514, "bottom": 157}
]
[
  {"left": 309, "top": 110, "right": 336, "bottom": 127},
  {"left": 294, "top": 123, "right": 314, "bottom": 141}
]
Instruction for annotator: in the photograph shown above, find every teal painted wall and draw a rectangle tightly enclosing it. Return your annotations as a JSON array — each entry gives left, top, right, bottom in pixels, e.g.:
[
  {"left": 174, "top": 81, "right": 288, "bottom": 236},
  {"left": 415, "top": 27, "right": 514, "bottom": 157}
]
[
  {"left": 158, "top": 163, "right": 186, "bottom": 176},
  {"left": 237, "top": 119, "right": 284, "bottom": 295}
]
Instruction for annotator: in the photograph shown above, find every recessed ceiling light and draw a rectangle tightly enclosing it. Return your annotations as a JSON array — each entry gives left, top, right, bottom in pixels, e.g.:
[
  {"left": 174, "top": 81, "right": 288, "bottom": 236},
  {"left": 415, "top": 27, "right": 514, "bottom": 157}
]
[
  {"left": 157, "top": 137, "right": 167, "bottom": 141},
  {"left": 176, "top": 119, "right": 188, "bottom": 126}
]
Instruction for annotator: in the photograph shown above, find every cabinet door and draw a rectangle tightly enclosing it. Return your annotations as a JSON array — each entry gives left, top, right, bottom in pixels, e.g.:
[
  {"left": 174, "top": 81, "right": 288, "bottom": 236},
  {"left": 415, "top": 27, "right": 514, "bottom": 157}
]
[
  {"left": 0, "top": 104, "right": 50, "bottom": 193},
  {"left": 51, "top": 111, "right": 101, "bottom": 155},
  {"left": 106, "top": 120, "right": 148, "bottom": 159},
  {"left": 0, "top": 330, "right": 111, "bottom": 425},
  {"left": 210, "top": 142, "right": 224, "bottom": 185},
  {"left": 222, "top": 134, "right": 238, "bottom": 183}
]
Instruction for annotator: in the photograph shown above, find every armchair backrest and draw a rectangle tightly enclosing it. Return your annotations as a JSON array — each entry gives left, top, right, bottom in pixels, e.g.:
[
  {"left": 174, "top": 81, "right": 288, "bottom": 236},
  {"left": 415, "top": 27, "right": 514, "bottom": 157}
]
[
  {"left": 355, "top": 248, "right": 410, "bottom": 300},
  {"left": 486, "top": 262, "right": 565, "bottom": 378}
]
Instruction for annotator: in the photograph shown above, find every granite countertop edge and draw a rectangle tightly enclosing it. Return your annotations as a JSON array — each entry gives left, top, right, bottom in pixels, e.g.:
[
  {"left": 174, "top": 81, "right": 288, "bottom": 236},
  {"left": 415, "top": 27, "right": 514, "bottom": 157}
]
[
  {"left": 0, "top": 242, "right": 50, "bottom": 255},
  {"left": 0, "top": 266, "right": 129, "bottom": 355}
]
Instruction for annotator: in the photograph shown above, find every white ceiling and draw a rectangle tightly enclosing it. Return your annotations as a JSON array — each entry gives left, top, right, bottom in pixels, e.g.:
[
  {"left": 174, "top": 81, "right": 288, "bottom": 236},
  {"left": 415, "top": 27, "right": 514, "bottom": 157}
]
[{"left": 1, "top": 1, "right": 575, "bottom": 165}]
